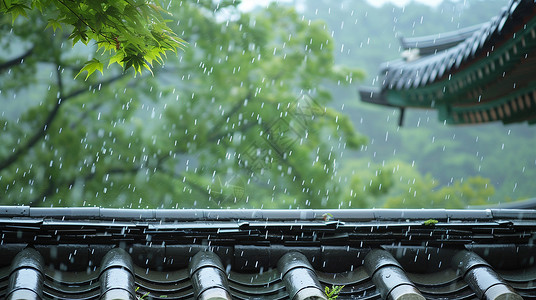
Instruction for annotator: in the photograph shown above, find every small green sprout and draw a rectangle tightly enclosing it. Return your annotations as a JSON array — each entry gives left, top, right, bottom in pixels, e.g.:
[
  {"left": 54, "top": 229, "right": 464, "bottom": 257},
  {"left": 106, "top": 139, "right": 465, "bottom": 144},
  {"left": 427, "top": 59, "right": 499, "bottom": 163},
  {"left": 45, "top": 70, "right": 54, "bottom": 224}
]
[
  {"left": 325, "top": 285, "right": 344, "bottom": 300},
  {"left": 135, "top": 287, "right": 150, "bottom": 300},
  {"left": 136, "top": 286, "right": 167, "bottom": 298},
  {"left": 423, "top": 219, "right": 439, "bottom": 226}
]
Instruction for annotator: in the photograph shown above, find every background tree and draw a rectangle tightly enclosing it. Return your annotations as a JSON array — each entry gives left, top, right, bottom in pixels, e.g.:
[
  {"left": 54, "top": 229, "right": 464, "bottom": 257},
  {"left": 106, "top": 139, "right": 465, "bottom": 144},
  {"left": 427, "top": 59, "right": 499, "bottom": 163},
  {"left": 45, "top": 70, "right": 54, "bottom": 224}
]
[
  {"left": 3, "top": 0, "right": 533, "bottom": 209},
  {"left": 300, "top": 0, "right": 535, "bottom": 206},
  {"left": 0, "top": 1, "right": 365, "bottom": 208}
]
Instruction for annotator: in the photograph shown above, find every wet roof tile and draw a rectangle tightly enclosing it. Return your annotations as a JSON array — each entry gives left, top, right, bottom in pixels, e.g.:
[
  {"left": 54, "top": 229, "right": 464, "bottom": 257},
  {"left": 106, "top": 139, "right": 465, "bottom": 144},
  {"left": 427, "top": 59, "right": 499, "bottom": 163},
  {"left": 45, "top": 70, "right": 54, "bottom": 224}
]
[{"left": 0, "top": 207, "right": 535, "bottom": 299}]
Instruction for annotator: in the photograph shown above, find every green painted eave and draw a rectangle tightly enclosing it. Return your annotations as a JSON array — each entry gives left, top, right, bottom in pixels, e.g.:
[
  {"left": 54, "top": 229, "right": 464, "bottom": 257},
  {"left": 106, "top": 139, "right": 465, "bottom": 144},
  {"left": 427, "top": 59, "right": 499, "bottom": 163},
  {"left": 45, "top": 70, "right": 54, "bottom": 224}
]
[{"left": 384, "top": 15, "right": 536, "bottom": 109}]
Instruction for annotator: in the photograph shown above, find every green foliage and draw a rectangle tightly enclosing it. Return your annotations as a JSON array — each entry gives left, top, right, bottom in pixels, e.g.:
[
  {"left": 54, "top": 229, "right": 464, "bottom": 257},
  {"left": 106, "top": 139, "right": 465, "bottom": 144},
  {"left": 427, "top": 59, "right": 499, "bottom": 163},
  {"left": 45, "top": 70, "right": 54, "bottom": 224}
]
[
  {"left": 340, "top": 160, "right": 496, "bottom": 209},
  {"left": 135, "top": 287, "right": 150, "bottom": 300},
  {"left": 302, "top": 0, "right": 535, "bottom": 206},
  {"left": 384, "top": 162, "right": 494, "bottom": 208},
  {"left": 45, "top": 17, "right": 61, "bottom": 32},
  {"left": 1, "top": 0, "right": 184, "bottom": 77},
  {"left": 0, "top": 1, "right": 366, "bottom": 208},
  {"left": 4, "top": 2, "right": 30, "bottom": 23},
  {"left": 3, "top": 0, "right": 528, "bottom": 210},
  {"left": 75, "top": 58, "right": 103, "bottom": 80},
  {"left": 325, "top": 285, "right": 344, "bottom": 300},
  {"left": 384, "top": 173, "right": 495, "bottom": 209}
]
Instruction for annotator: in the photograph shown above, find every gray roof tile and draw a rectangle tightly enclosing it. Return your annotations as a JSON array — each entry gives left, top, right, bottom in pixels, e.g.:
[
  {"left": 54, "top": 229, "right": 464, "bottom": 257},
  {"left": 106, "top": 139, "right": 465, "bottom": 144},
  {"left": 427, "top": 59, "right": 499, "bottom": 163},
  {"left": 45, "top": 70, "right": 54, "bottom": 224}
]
[{"left": 0, "top": 208, "right": 535, "bottom": 299}]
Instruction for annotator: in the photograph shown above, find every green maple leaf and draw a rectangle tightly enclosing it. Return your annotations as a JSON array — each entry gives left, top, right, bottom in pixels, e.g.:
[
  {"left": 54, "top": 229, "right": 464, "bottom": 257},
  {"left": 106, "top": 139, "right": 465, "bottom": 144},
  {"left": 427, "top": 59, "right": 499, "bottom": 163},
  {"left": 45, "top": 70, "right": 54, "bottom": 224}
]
[
  {"left": 45, "top": 19, "right": 62, "bottom": 32},
  {"left": 75, "top": 58, "right": 104, "bottom": 80},
  {"left": 108, "top": 52, "right": 125, "bottom": 68},
  {"left": 7, "top": 3, "right": 31, "bottom": 24},
  {"left": 123, "top": 54, "right": 152, "bottom": 77}
]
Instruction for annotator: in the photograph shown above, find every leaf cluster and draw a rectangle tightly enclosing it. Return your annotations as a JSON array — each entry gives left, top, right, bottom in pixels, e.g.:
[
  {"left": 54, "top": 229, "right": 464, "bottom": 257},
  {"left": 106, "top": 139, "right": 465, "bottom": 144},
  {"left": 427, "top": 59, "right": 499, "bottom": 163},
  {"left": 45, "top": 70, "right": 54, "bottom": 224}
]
[{"left": 1, "top": 0, "right": 185, "bottom": 78}]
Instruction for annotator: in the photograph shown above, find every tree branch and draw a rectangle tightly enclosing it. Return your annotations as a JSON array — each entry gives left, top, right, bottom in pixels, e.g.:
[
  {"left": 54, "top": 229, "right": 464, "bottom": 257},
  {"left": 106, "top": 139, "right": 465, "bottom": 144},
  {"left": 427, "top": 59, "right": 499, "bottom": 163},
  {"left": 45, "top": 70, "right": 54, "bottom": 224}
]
[
  {"left": 29, "top": 156, "right": 211, "bottom": 204},
  {"left": 159, "top": 167, "right": 212, "bottom": 198},
  {"left": 206, "top": 91, "right": 252, "bottom": 141},
  {"left": 0, "top": 73, "right": 127, "bottom": 171},
  {"left": 258, "top": 122, "right": 313, "bottom": 196},
  {"left": 0, "top": 65, "right": 64, "bottom": 171},
  {"left": 207, "top": 120, "right": 257, "bottom": 143},
  {"left": 63, "top": 73, "right": 126, "bottom": 101},
  {"left": 56, "top": 0, "right": 94, "bottom": 31},
  {"left": 30, "top": 164, "right": 140, "bottom": 204},
  {"left": 0, "top": 47, "right": 33, "bottom": 72}
]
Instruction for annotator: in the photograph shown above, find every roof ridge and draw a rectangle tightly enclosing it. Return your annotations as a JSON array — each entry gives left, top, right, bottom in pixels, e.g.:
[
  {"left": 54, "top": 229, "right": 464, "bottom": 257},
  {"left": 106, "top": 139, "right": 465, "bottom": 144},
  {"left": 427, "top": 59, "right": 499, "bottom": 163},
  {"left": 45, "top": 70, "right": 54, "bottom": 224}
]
[
  {"left": 399, "top": 22, "right": 487, "bottom": 55},
  {"left": 1, "top": 206, "right": 535, "bottom": 221}
]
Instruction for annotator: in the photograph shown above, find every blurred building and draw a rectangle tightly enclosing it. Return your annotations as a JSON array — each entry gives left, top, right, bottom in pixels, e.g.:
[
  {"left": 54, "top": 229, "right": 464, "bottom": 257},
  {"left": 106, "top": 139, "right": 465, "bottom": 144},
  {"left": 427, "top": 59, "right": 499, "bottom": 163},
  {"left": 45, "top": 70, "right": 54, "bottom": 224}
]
[{"left": 360, "top": 0, "right": 536, "bottom": 126}]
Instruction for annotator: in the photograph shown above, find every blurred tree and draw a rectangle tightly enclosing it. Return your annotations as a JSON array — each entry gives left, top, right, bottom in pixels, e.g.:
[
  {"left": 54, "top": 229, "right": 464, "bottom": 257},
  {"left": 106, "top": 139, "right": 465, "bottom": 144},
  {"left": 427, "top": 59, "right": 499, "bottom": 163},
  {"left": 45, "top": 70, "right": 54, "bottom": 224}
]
[
  {"left": 384, "top": 175, "right": 495, "bottom": 209},
  {"left": 1, "top": 0, "right": 184, "bottom": 76},
  {"left": 340, "top": 160, "right": 393, "bottom": 208},
  {"left": 341, "top": 160, "right": 496, "bottom": 209},
  {"left": 302, "top": 0, "right": 536, "bottom": 205},
  {"left": 0, "top": 2, "right": 366, "bottom": 208}
]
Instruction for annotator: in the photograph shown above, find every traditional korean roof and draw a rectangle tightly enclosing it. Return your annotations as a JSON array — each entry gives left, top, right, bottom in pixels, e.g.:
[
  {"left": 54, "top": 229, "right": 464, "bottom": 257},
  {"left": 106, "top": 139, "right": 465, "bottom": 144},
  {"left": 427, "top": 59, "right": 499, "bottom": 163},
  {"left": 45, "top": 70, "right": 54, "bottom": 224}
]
[
  {"left": 359, "top": 0, "right": 536, "bottom": 125},
  {"left": 0, "top": 207, "right": 535, "bottom": 299}
]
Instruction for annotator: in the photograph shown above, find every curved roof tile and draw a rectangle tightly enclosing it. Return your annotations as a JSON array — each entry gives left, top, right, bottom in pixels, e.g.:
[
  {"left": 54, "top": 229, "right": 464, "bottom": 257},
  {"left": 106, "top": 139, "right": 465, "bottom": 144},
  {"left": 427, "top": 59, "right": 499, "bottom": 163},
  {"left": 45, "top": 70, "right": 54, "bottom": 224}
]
[{"left": 0, "top": 208, "right": 535, "bottom": 299}]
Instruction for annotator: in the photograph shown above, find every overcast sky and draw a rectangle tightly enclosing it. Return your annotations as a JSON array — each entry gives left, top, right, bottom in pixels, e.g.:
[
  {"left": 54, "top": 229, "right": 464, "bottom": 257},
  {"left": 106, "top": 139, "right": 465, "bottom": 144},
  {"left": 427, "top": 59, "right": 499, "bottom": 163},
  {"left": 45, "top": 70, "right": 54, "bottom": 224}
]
[
  {"left": 238, "top": 0, "right": 443, "bottom": 11},
  {"left": 366, "top": 0, "right": 443, "bottom": 6}
]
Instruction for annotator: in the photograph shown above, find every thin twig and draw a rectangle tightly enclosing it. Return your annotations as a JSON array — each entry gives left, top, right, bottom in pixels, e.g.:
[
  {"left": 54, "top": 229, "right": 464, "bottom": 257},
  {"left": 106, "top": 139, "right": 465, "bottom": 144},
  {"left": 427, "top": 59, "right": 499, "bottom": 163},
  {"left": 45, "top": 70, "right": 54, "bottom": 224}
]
[
  {"left": 55, "top": 0, "right": 95, "bottom": 32},
  {"left": 55, "top": 0, "right": 116, "bottom": 44}
]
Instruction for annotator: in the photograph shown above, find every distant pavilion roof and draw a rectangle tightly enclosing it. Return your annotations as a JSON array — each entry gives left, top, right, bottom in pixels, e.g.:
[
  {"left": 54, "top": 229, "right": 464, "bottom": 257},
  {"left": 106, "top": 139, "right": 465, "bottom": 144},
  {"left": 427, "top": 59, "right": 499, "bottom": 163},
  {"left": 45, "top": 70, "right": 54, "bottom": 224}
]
[
  {"left": 359, "top": 0, "right": 536, "bottom": 125},
  {"left": 0, "top": 207, "right": 535, "bottom": 299}
]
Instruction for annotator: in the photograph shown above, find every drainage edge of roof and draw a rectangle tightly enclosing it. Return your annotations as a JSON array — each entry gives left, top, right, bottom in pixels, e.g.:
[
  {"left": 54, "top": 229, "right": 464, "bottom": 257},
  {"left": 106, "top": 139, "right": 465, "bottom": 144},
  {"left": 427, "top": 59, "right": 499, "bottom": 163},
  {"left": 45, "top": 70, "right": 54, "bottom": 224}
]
[{"left": 1, "top": 207, "right": 535, "bottom": 221}]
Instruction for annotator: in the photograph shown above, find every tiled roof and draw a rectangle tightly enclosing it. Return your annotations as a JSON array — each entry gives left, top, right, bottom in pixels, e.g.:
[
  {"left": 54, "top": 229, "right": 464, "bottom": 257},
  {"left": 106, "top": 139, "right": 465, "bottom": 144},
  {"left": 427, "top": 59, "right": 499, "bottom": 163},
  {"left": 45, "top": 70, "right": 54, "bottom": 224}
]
[
  {"left": 359, "top": 0, "right": 536, "bottom": 125},
  {"left": 0, "top": 207, "right": 535, "bottom": 299},
  {"left": 398, "top": 23, "right": 484, "bottom": 56}
]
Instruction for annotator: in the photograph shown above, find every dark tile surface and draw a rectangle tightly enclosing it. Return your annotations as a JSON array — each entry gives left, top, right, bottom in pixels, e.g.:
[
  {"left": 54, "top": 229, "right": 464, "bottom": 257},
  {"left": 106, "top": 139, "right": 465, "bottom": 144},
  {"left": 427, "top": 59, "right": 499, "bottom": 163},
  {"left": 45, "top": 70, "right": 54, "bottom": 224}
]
[{"left": 0, "top": 207, "right": 535, "bottom": 299}]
